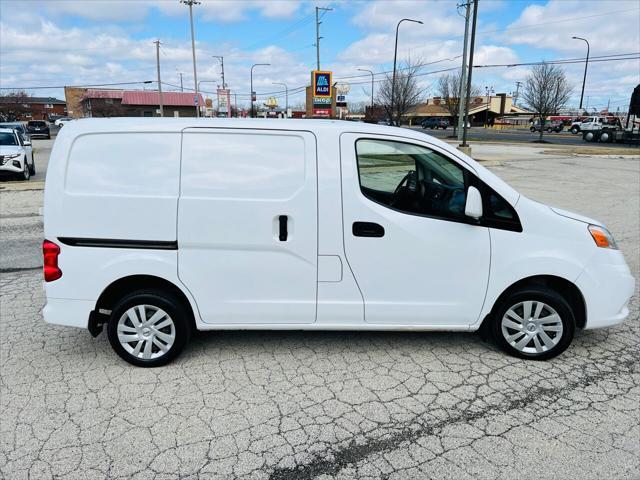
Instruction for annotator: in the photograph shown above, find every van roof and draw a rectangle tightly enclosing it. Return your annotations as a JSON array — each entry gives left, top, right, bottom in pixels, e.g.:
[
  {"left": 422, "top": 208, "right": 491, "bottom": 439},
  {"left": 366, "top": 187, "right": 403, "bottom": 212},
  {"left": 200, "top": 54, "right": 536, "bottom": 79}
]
[{"left": 54, "top": 117, "right": 419, "bottom": 136}]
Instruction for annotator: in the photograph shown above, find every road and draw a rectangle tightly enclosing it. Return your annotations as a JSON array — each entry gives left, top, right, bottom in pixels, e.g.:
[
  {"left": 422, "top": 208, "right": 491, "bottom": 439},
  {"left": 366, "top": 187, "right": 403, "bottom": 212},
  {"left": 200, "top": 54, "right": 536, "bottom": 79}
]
[
  {"left": 1, "top": 143, "right": 638, "bottom": 479},
  {"left": 409, "top": 125, "right": 639, "bottom": 149}
]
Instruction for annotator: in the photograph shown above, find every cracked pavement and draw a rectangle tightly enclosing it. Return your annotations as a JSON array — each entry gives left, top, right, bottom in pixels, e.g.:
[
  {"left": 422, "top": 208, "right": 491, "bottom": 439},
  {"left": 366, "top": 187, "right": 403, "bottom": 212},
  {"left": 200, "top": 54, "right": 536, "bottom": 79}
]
[{"left": 1, "top": 146, "right": 639, "bottom": 479}]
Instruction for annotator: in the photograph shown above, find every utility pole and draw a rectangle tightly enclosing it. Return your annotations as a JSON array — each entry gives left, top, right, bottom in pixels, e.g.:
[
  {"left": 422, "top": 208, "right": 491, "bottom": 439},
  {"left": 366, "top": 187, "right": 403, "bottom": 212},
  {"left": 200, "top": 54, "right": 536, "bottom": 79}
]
[
  {"left": 460, "top": 0, "right": 478, "bottom": 148},
  {"left": 154, "top": 40, "right": 164, "bottom": 117},
  {"left": 212, "top": 56, "right": 225, "bottom": 88},
  {"left": 178, "top": 72, "right": 184, "bottom": 92},
  {"left": 181, "top": 0, "right": 201, "bottom": 117},
  {"left": 315, "top": 6, "right": 333, "bottom": 70},
  {"left": 456, "top": 0, "right": 471, "bottom": 140},
  {"left": 513, "top": 80, "right": 522, "bottom": 106}
]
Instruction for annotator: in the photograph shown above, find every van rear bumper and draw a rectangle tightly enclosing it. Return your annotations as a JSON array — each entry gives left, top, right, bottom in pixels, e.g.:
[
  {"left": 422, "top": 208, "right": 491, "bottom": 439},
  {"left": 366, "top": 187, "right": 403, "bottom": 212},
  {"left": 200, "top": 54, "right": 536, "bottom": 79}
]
[{"left": 43, "top": 297, "right": 94, "bottom": 329}]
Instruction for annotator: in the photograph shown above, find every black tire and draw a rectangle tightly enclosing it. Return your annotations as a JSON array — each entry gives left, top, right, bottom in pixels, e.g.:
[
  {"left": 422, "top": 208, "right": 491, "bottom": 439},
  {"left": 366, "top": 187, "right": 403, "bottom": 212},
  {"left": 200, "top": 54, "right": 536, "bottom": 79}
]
[
  {"left": 490, "top": 287, "right": 575, "bottom": 360},
  {"left": 28, "top": 158, "right": 36, "bottom": 176},
  {"left": 530, "top": 127, "right": 536, "bottom": 132},
  {"left": 571, "top": 126, "right": 580, "bottom": 134},
  {"left": 21, "top": 159, "right": 30, "bottom": 181},
  {"left": 107, "top": 289, "right": 191, "bottom": 367}
]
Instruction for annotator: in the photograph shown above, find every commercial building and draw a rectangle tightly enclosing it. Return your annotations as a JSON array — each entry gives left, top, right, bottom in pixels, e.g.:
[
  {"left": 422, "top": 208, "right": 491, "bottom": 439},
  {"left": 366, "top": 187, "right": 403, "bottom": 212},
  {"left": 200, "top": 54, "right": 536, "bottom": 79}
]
[
  {"left": 64, "top": 87, "right": 204, "bottom": 118},
  {"left": 0, "top": 96, "right": 66, "bottom": 121},
  {"left": 407, "top": 94, "right": 530, "bottom": 125}
]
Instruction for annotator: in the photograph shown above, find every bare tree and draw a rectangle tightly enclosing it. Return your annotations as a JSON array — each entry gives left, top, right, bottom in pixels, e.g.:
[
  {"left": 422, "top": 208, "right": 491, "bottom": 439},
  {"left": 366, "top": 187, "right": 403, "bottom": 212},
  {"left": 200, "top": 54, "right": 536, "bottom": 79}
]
[
  {"left": 522, "top": 63, "right": 573, "bottom": 141},
  {"left": 437, "top": 70, "right": 480, "bottom": 136},
  {"left": 0, "top": 90, "right": 32, "bottom": 121},
  {"left": 376, "top": 58, "right": 426, "bottom": 125}
]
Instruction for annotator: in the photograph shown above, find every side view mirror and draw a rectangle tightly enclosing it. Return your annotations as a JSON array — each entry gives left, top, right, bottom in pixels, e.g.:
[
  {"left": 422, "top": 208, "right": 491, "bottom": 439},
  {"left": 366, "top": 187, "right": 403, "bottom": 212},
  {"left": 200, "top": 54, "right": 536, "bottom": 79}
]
[
  {"left": 465, "top": 186, "right": 483, "bottom": 220},
  {"left": 24, "top": 140, "right": 32, "bottom": 147}
]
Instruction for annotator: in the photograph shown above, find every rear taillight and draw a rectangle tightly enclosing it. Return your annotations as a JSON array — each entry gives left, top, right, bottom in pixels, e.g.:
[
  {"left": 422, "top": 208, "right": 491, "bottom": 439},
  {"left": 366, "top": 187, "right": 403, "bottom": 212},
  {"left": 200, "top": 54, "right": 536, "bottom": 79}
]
[{"left": 43, "top": 240, "right": 62, "bottom": 282}]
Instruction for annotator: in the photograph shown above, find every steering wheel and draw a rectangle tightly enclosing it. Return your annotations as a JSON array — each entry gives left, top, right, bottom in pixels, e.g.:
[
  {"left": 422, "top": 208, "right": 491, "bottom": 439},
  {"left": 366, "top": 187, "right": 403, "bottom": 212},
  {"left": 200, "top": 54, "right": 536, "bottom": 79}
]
[{"left": 391, "top": 170, "right": 417, "bottom": 207}]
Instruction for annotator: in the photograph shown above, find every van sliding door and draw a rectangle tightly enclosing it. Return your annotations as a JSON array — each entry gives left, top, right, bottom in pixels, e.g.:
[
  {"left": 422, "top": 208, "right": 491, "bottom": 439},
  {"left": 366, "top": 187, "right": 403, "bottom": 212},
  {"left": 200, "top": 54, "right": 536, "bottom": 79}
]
[{"left": 178, "top": 128, "right": 318, "bottom": 325}]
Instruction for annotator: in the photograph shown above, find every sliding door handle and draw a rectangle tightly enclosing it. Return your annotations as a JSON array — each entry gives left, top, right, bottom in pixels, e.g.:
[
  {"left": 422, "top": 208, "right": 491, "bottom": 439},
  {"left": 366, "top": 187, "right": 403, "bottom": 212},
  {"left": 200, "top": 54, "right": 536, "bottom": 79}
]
[
  {"left": 353, "top": 221, "right": 385, "bottom": 238},
  {"left": 279, "top": 215, "right": 288, "bottom": 241}
]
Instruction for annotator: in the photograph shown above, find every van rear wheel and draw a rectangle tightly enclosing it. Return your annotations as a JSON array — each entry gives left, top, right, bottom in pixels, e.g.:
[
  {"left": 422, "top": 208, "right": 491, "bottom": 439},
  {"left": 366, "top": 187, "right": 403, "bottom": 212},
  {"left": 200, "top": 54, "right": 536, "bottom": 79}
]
[
  {"left": 107, "top": 290, "right": 190, "bottom": 367},
  {"left": 491, "top": 288, "right": 575, "bottom": 360}
]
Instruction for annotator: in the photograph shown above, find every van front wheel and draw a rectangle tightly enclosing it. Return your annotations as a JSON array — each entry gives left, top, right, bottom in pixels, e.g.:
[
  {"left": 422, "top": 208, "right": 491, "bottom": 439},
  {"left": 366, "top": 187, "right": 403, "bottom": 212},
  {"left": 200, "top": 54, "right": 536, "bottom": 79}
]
[
  {"left": 491, "top": 288, "right": 575, "bottom": 360},
  {"left": 107, "top": 290, "right": 190, "bottom": 367}
]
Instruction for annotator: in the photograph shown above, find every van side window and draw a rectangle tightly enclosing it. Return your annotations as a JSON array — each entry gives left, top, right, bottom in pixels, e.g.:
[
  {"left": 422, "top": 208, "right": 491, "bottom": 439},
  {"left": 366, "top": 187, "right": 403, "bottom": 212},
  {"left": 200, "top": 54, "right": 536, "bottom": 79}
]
[{"left": 355, "top": 139, "right": 468, "bottom": 221}]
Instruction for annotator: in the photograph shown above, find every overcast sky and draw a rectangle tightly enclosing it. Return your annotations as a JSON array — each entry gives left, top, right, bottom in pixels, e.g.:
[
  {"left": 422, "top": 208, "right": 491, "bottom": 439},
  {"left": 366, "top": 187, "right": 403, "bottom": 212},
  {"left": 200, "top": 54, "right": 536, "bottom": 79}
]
[{"left": 1, "top": 0, "right": 638, "bottom": 112}]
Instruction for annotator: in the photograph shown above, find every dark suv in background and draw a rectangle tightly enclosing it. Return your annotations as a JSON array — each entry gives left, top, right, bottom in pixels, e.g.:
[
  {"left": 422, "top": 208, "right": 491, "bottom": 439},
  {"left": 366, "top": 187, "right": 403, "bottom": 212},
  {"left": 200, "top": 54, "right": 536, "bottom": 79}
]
[
  {"left": 26, "top": 120, "right": 51, "bottom": 139},
  {"left": 421, "top": 117, "right": 449, "bottom": 129}
]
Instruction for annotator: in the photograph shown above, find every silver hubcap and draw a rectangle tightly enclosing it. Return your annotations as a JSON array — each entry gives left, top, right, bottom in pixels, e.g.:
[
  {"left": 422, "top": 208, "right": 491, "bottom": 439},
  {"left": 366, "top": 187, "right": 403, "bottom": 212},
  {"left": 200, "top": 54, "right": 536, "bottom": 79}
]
[
  {"left": 501, "top": 301, "right": 563, "bottom": 354},
  {"left": 117, "top": 305, "right": 175, "bottom": 360}
]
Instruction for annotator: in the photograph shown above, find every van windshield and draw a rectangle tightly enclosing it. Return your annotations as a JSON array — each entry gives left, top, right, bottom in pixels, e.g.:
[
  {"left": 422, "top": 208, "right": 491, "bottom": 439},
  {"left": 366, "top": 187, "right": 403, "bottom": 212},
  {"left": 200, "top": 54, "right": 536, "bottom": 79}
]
[{"left": 0, "top": 132, "right": 18, "bottom": 145}]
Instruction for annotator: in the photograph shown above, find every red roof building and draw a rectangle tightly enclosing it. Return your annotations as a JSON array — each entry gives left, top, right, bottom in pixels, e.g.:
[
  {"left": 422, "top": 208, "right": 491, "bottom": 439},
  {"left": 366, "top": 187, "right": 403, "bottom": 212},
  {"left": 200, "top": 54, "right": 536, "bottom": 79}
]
[{"left": 72, "top": 88, "right": 205, "bottom": 118}]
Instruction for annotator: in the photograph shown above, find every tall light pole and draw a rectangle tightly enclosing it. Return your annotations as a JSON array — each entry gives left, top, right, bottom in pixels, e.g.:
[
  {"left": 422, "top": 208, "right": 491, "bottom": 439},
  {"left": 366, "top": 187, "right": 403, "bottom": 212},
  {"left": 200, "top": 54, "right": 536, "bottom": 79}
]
[
  {"left": 456, "top": 0, "right": 471, "bottom": 140},
  {"left": 250, "top": 63, "right": 270, "bottom": 118},
  {"left": 572, "top": 36, "right": 590, "bottom": 112},
  {"left": 273, "top": 82, "right": 288, "bottom": 117},
  {"left": 391, "top": 18, "right": 423, "bottom": 125},
  {"left": 181, "top": 0, "right": 201, "bottom": 117},
  {"left": 212, "top": 55, "right": 225, "bottom": 88},
  {"left": 357, "top": 68, "right": 374, "bottom": 108}
]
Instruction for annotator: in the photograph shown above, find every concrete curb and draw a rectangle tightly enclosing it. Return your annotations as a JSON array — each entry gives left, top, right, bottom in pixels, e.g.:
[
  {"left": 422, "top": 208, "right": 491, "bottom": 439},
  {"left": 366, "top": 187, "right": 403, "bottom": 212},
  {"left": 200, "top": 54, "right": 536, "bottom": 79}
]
[{"left": 0, "top": 181, "right": 45, "bottom": 191}]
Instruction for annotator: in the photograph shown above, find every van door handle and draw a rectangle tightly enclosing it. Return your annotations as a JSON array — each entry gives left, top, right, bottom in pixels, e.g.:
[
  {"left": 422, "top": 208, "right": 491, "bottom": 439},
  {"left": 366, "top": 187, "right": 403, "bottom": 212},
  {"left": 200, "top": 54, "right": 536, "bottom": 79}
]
[
  {"left": 353, "top": 221, "right": 385, "bottom": 238},
  {"left": 279, "top": 215, "right": 288, "bottom": 241}
]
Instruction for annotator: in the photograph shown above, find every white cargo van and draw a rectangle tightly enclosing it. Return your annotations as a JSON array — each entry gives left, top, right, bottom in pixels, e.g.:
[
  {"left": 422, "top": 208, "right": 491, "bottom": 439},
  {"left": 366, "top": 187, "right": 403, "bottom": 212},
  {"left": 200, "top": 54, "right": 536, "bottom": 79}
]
[{"left": 43, "top": 119, "right": 635, "bottom": 366}]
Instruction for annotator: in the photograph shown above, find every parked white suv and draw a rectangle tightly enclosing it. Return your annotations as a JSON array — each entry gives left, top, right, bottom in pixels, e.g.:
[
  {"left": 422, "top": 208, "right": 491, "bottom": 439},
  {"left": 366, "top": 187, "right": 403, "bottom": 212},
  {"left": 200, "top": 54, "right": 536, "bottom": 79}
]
[
  {"left": 0, "top": 127, "right": 34, "bottom": 180},
  {"left": 43, "top": 119, "right": 635, "bottom": 366}
]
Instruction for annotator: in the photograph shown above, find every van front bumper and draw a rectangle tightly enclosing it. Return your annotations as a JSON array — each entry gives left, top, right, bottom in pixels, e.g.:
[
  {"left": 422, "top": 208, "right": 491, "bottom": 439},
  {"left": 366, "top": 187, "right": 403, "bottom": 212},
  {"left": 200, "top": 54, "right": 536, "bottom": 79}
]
[
  {"left": 43, "top": 297, "right": 94, "bottom": 329},
  {"left": 576, "top": 252, "right": 636, "bottom": 330}
]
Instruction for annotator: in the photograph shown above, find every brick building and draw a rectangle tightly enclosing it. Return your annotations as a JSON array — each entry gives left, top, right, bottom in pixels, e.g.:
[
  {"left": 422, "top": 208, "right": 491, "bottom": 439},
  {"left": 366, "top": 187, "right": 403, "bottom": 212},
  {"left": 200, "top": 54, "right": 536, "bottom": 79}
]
[
  {"left": 64, "top": 87, "right": 204, "bottom": 118},
  {"left": 0, "top": 96, "right": 66, "bottom": 121}
]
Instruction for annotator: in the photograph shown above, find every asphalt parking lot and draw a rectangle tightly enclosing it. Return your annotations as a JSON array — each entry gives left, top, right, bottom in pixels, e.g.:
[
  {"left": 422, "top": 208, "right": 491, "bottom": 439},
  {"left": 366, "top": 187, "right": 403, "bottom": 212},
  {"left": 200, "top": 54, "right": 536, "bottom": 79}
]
[{"left": 1, "top": 144, "right": 639, "bottom": 479}]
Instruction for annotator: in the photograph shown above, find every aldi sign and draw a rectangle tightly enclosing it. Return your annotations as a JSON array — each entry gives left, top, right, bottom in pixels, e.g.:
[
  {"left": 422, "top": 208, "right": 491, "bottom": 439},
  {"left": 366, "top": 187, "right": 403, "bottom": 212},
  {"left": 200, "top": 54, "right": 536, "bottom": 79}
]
[{"left": 312, "top": 70, "right": 332, "bottom": 98}]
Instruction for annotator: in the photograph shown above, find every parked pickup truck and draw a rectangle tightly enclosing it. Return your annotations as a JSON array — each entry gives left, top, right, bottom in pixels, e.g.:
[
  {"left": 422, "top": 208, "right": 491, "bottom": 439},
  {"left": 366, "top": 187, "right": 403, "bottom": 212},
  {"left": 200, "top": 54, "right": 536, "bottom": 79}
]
[{"left": 42, "top": 118, "right": 634, "bottom": 366}]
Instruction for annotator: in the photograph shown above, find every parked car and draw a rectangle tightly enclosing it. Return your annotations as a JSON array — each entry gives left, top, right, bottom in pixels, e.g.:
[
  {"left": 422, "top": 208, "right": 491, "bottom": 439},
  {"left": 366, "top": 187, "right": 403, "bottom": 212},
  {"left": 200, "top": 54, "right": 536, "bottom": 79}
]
[
  {"left": 0, "top": 127, "right": 34, "bottom": 180},
  {"left": 0, "top": 123, "right": 34, "bottom": 175},
  {"left": 530, "top": 120, "right": 563, "bottom": 133},
  {"left": 55, "top": 117, "right": 72, "bottom": 127},
  {"left": 0, "top": 121, "right": 30, "bottom": 142},
  {"left": 43, "top": 118, "right": 635, "bottom": 366},
  {"left": 421, "top": 117, "right": 449, "bottom": 129},
  {"left": 26, "top": 120, "right": 51, "bottom": 139}
]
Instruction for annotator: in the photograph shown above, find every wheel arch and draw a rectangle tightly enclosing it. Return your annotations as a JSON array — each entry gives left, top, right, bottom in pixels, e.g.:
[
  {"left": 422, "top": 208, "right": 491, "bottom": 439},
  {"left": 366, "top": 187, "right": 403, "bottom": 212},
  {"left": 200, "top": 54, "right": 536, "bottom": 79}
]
[
  {"left": 480, "top": 274, "right": 587, "bottom": 331},
  {"left": 92, "top": 274, "right": 197, "bottom": 332}
]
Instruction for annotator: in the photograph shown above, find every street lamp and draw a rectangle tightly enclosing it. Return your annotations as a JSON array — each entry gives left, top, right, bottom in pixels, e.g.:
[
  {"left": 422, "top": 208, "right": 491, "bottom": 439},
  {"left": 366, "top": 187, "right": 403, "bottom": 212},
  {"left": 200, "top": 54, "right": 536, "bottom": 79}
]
[
  {"left": 391, "top": 18, "right": 423, "bottom": 125},
  {"left": 572, "top": 36, "right": 590, "bottom": 112},
  {"left": 357, "top": 68, "right": 374, "bottom": 109},
  {"left": 250, "top": 63, "right": 270, "bottom": 118},
  {"left": 272, "top": 82, "right": 288, "bottom": 117},
  {"left": 181, "top": 0, "right": 201, "bottom": 117}
]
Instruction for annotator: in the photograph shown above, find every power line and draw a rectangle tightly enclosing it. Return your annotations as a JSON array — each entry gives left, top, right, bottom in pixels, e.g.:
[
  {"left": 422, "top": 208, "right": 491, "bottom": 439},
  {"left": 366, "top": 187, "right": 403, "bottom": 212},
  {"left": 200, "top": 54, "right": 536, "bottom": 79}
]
[{"left": 0, "top": 80, "right": 153, "bottom": 90}]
